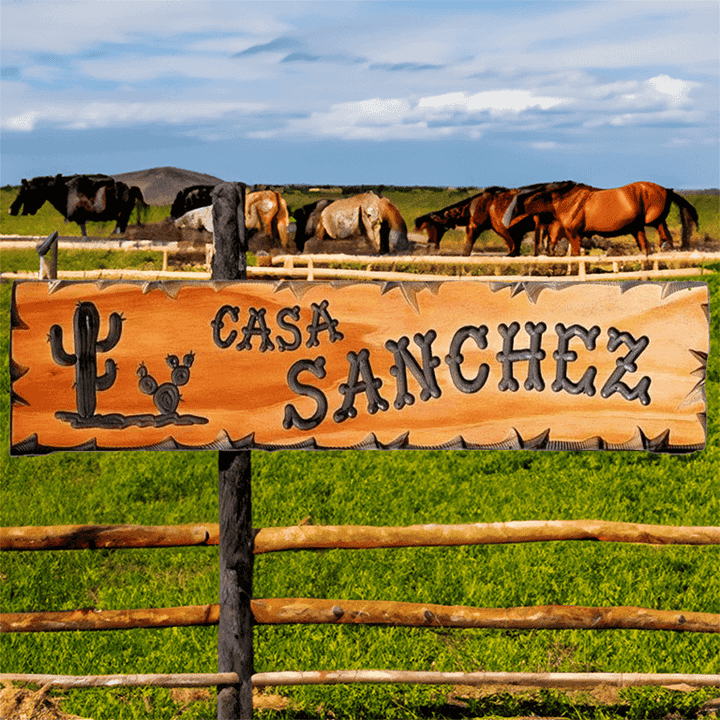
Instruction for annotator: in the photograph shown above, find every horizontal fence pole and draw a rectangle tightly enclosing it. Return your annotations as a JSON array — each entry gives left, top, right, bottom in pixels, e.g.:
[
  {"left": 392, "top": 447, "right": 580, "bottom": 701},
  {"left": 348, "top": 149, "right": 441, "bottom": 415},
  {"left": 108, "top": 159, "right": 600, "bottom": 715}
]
[
  {"left": 0, "top": 266, "right": 710, "bottom": 284},
  {"left": 252, "top": 598, "right": 720, "bottom": 633},
  {"left": 271, "top": 250, "right": 720, "bottom": 267},
  {"left": 0, "top": 672, "right": 238, "bottom": 689},
  {"left": 3, "top": 600, "right": 719, "bottom": 634},
  {"left": 252, "top": 670, "right": 720, "bottom": 690},
  {"left": 4, "top": 520, "right": 719, "bottom": 552},
  {"left": 2, "top": 670, "right": 718, "bottom": 690},
  {"left": 1, "top": 524, "right": 219, "bottom": 550},
  {"left": 1, "top": 605, "right": 220, "bottom": 632},
  {"left": 254, "top": 520, "right": 720, "bottom": 553}
]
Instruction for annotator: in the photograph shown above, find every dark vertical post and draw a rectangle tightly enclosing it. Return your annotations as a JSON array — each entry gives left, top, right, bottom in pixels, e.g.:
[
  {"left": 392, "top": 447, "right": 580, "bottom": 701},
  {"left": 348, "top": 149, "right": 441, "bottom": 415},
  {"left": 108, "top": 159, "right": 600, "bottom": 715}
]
[{"left": 212, "top": 182, "right": 253, "bottom": 720}]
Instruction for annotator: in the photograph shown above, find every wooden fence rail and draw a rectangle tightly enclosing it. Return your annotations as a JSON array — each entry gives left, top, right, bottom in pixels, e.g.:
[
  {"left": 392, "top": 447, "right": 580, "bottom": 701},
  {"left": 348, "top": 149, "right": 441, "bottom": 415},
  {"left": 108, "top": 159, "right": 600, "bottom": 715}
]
[
  {"left": 3, "top": 519, "right": 719, "bottom": 552},
  {"left": 3, "top": 671, "right": 719, "bottom": 691},
  {"left": 4, "top": 599, "right": 718, "bottom": 634}
]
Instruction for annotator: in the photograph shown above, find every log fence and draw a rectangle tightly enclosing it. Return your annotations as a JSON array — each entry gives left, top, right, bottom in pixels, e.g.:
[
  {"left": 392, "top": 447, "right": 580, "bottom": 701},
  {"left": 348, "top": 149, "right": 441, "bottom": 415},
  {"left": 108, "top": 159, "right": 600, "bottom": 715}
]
[
  {"left": 2, "top": 519, "right": 720, "bottom": 699},
  {"left": 3, "top": 234, "right": 720, "bottom": 284},
  {"left": 3, "top": 184, "right": 719, "bottom": 719}
]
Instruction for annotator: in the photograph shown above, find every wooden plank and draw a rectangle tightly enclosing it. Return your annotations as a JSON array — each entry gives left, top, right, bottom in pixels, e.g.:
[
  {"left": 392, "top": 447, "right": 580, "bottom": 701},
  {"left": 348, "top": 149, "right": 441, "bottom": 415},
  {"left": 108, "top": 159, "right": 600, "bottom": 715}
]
[{"left": 10, "top": 279, "right": 708, "bottom": 454}]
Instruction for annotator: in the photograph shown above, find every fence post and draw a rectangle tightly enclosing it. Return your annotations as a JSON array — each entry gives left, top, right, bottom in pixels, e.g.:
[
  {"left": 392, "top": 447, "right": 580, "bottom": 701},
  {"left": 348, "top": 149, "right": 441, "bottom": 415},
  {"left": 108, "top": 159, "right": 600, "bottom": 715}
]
[
  {"left": 36, "top": 231, "right": 59, "bottom": 280},
  {"left": 212, "top": 182, "right": 253, "bottom": 720}
]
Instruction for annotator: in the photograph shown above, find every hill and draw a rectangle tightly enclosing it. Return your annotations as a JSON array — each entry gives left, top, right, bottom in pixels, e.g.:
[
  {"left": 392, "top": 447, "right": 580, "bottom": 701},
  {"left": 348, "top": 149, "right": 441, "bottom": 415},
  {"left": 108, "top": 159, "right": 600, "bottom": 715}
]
[{"left": 110, "top": 166, "right": 226, "bottom": 205}]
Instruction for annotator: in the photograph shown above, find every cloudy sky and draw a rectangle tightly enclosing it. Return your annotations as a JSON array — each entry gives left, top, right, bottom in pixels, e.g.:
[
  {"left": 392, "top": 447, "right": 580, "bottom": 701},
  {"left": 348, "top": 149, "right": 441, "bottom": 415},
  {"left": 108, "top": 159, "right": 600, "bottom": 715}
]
[{"left": 1, "top": 0, "right": 718, "bottom": 189}]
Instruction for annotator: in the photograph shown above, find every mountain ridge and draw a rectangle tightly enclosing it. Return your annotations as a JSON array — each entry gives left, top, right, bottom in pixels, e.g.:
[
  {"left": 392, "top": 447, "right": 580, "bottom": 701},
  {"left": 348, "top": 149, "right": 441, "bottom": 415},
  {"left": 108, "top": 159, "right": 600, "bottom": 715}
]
[{"left": 110, "top": 166, "right": 227, "bottom": 205}]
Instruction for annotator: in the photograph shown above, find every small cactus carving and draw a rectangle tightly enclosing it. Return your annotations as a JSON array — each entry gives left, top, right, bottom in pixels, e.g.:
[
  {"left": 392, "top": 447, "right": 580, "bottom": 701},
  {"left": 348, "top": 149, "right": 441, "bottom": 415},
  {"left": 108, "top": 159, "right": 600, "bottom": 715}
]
[
  {"left": 48, "top": 302, "right": 124, "bottom": 418},
  {"left": 137, "top": 352, "right": 195, "bottom": 415}
]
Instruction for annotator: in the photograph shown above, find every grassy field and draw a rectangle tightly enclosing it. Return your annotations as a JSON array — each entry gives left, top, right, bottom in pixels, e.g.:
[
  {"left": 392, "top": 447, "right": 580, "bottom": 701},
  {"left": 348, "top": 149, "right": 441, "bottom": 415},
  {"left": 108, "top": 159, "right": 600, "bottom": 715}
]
[
  {"left": 1, "top": 195, "right": 719, "bottom": 719},
  {"left": 2, "top": 184, "right": 718, "bottom": 258}
]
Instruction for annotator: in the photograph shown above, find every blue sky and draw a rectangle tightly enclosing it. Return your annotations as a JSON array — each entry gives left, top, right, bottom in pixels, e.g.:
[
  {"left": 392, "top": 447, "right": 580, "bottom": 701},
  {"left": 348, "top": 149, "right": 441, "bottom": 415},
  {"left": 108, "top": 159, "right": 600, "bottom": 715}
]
[{"left": 1, "top": 0, "right": 718, "bottom": 190}]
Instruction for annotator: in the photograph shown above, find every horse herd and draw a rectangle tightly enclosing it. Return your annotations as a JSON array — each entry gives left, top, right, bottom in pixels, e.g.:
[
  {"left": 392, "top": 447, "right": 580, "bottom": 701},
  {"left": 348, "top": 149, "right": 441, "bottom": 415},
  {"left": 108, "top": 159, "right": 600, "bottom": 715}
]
[{"left": 8, "top": 174, "right": 699, "bottom": 258}]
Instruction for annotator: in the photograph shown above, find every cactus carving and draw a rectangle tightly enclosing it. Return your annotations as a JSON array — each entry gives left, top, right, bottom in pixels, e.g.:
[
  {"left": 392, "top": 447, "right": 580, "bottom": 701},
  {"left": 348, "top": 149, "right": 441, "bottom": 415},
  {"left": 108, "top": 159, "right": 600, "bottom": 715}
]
[
  {"left": 137, "top": 352, "right": 195, "bottom": 415},
  {"left": 48, "top": 302, "right": 124, "bottom": 418}
]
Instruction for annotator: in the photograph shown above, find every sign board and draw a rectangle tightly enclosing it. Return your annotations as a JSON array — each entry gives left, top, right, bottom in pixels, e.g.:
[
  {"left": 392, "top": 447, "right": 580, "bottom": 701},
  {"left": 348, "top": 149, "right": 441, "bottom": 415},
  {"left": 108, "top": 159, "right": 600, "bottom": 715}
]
[{"left": 10, "top": 279, "right": 708, "bottom": 455}]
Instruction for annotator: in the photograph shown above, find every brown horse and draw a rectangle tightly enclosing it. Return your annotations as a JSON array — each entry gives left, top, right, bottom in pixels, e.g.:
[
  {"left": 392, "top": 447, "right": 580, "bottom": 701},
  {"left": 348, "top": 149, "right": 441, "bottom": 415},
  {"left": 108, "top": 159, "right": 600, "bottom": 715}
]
[
  {"left": 174, "top": 190, "right": 291, "bottom": 250},
  {"left": 245, "top": 190, "right": 291, "bottom": 250},
  {"left": 309, "top": 192, "right": 409, "bottom": 254},
  {"left": 504, "top": 181, "right": 699, "bottom": 255},
  {"left": 415, "top": 186, "right": 565, "bottom": 256}
]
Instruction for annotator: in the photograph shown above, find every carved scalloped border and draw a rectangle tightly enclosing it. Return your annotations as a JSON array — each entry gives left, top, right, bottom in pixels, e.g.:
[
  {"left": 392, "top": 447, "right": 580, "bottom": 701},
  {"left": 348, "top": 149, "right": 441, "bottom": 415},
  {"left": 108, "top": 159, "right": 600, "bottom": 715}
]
[{"left": 10, "top": 278, "right": 709, "bottom": 456}]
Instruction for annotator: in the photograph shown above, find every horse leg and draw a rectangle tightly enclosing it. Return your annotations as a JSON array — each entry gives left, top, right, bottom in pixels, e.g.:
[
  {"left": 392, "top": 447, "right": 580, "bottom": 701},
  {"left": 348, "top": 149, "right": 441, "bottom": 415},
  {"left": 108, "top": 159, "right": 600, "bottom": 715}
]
[
  {"left": 633, "top": 227, "right": 650, "bottom": 255},
  {"left": 567, "top": 232, "right": 582, "bottom": 256},
  {"left": 656, "top": 221, "right": 674, "bottom": 251},
  {"left": 463, "top": 225, "right": 479, "bottom": 256},
  {"left": 80, "top": 222, "right": 87, "bottom": 238}
]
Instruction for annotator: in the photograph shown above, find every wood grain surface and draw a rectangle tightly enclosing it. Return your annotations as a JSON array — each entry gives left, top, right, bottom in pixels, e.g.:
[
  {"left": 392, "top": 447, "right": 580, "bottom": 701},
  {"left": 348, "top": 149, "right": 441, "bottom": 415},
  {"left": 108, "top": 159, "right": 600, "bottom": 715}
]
[{"left": 10, "top": 279, "right": 708, "bottom": 453}]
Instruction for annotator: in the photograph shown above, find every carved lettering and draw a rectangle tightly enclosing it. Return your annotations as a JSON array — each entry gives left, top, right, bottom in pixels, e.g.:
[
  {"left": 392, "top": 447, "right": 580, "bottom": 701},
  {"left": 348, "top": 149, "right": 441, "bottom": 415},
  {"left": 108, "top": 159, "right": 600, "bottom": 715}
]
[
  {"left": 283, "top": 357, "right": 328, "bottom": 431},
  {"left": 552, "top": 323, "right": 601, "bottom": 396},
  {"left": 236, "top": 307, "right": 275, "bottom": 352},
  {"left": 445, "top": 325, "right": 490, "bottom": 394},
  {"left": 601, "top": 328, "right": 652, "bottom": 405},
  {"left": 385, "top": 330, "right": 442, "bottom": 410},
  {"left": 306, "top": 300, "right": 344, "bottom": 348},
  {"left": 497, "top": 321, "right": 547, "bottom": 392},
  {"left": 276, "top": 306, "right": 302, "bottom": 352},
  {"left": 333, "top": 349, "right": 388, "bottom": 423},
  {"left": 211, "top": 305, "right": 239, "bottom": 349}
]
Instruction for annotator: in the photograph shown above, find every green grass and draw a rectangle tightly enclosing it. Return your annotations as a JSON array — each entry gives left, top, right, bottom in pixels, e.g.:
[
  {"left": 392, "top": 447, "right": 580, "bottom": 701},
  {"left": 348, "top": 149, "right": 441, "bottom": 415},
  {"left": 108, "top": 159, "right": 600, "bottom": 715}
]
[
  {"left": 3, "top": 185, "right": 717, "bottom": 256},
  {"left": 1, "top": 270, "right": 720, "bottom": 717}
]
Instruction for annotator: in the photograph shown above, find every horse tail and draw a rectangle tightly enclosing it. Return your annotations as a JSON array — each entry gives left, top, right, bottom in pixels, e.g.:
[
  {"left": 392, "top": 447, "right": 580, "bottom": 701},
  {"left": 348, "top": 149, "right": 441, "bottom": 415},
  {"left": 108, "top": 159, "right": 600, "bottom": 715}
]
[
  {"left": 502, "top": 195, "right": 520, "bottom": 227},
  {"left": 668, "top": 190, "right": 699, "bottom": 248}
]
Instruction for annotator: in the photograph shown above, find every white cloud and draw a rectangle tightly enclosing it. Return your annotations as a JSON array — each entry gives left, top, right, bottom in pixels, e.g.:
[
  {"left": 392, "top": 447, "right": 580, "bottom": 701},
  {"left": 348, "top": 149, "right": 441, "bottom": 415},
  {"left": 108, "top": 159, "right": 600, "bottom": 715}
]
[
  {"left": 418, "top": 90, "right": 565, "bottom": 115},
  {"left": 646, "top": 74, "right": 699, "bottom": 105},
  {"left": 3, "top": 100, "right": 267, "bottom": 132}
]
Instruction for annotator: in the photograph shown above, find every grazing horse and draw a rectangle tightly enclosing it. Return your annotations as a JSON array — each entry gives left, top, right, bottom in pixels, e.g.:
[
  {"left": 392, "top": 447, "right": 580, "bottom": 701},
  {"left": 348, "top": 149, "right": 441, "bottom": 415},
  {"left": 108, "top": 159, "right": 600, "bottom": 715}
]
[
  {"left": 415, "top": 186, "right": 565, "bottom": 257},
  {"left": 9, "top": 173, "right": 146, "bottom": 236},
  {"left": 245, "top": 190, "right": 291, "bottom": 250},
  {"left": 170, "top": 184, "right": 216, "bottom": 218},
  {"left": 308, "top": 192, "right": 409, "bottom": 254},
  {"left": 503, "top": 181, "right": 699, "bottom": 255},
  {"left": 175, "top": 190, "right": 291, "bottom": 250},
  {"left": 292, "top": 199, "right": 335, "bottom": 251}
]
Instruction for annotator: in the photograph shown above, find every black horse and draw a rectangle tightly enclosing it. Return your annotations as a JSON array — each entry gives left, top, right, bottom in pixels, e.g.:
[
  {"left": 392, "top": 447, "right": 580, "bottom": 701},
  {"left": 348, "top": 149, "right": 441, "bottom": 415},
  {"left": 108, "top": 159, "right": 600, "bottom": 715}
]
[
  {"left": 9, "top": 174, "right": 146, "bottom": 236},
  {"left": 170, "top": 184, "right": 216, "bottom": 218}
]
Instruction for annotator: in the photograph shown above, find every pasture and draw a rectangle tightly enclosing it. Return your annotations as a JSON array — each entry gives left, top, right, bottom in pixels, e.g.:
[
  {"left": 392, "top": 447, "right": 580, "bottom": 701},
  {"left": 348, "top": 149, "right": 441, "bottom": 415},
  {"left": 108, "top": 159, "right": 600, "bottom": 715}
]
[
  {"left": 2, "top": 184, "right": 719, "bottom": 259},
  {"left": 1, "top": 183, "right": 719, "bottom": 719}
]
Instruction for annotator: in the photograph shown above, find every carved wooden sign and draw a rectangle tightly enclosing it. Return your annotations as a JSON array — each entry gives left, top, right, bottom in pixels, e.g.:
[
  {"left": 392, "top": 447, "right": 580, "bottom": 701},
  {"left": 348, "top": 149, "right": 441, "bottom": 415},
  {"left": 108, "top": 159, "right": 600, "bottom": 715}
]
[{"left": 10, "top": 279, "right": 708, "bottom": 455}]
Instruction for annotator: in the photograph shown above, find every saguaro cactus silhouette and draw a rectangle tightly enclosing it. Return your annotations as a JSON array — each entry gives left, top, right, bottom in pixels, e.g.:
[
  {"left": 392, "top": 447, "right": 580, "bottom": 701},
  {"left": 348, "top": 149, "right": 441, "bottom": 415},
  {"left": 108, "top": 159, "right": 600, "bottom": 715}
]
[{"left": 48, "top": 302, "right": 124, "bottom": 418}]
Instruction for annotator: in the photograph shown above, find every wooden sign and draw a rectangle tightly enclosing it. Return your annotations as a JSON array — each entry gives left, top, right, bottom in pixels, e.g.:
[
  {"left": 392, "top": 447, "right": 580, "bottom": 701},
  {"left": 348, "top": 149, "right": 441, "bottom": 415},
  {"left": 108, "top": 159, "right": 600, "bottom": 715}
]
[{"left": 10, "top": 279, "right": 708, "bottom": 455}]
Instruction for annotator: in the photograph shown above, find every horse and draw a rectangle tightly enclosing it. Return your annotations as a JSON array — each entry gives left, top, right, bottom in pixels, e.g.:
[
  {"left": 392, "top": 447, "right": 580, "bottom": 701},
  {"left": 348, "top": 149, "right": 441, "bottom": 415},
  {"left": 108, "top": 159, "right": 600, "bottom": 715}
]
[
  {"left": 175, "top": 205, "right": 214, "bottom": 232},
  {"left": 503, "top": 181, "right": 699, "bottom": 255},
  {"left": 170, "top": 184, "right": 216, "bottom": 218},
  {"left": 174, "top": 190, "right": 291, "bottom": 250},
  {"left": 292, "top": 199, "right": 335, "bottom": 251},
  {"left": 306, "top": 192, "right": 409, "bottom": 254},
  {"left": 414, "top": 186, "right": 565, "bottom": 257},
  {"left": 9, "top": 173, "right": 146, "bottom": 236}
]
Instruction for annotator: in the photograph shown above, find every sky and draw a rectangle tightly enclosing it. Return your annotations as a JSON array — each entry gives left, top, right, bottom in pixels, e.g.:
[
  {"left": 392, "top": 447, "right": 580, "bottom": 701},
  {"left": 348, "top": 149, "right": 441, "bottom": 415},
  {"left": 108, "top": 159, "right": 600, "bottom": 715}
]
[{"left": 1, "top": 0, "right": 718, "bottom": 190}]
